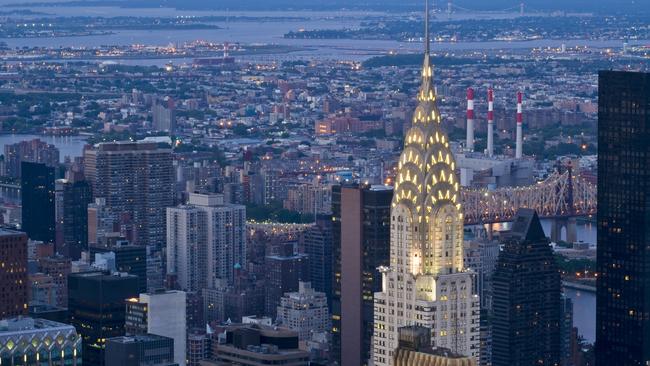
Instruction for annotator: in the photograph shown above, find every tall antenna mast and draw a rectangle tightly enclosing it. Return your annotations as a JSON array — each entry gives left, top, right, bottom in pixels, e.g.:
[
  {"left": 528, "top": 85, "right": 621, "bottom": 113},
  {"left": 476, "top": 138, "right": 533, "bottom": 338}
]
[{"left": 425, "top": 0, "right": 430, "bottom": 56}]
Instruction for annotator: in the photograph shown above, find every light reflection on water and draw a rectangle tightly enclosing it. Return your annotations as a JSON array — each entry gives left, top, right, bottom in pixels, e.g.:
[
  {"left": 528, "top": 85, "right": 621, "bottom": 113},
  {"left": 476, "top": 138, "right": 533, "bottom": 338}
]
[{"left": 484, "top": 219, "right": 596, "bottom": 246}]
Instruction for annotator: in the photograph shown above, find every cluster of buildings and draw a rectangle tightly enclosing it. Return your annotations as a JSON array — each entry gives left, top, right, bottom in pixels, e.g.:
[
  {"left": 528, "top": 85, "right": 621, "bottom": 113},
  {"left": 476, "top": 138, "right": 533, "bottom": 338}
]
[{"left": 0, "top": 4, "right": 649, "bottom": 366}]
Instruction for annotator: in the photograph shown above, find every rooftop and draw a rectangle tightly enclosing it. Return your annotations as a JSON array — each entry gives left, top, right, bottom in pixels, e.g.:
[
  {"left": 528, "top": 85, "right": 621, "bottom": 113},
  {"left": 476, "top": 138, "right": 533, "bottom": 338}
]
[
  {"left": 0, "top": 317, "right": 74, "bottom": 334},
  {"left": 107, "top": 334, "right": 173, "bottom": 344},
  {"left": 0, "top": 228, "right": 26, "bottom": 237}
]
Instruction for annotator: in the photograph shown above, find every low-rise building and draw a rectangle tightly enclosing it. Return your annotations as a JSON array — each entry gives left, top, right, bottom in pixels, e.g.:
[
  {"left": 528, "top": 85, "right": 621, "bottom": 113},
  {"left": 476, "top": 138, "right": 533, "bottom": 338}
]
[{"left": 0, "top": 317, "right": 82, "bottom": 366}]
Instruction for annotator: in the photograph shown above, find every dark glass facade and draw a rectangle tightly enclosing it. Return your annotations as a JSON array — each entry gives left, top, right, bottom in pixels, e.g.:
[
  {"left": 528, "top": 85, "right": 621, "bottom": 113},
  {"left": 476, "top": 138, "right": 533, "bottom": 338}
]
[
  {"left": 330, "top": 184, "right": 391, "bottom": 366},
  {"left": 68, "top": 272, "right": 139, "bottom": 366},
  {"left": 56, "top": 178, "right": 92, "bottom": 260},
  {"left": 596, "top": 70, "right": 650, "bottom": 366},
  {"left": 491, "top": 209, "right": 560, "bottom": 366},
  {"left": 105, "top": 334, "right": 175, "bottom": 366},
  {"left": 21, "top": 162, "right": 55, "bottom": 243},
  {"left": 91, "top": 244, "right": 148, "bottom": 293}
]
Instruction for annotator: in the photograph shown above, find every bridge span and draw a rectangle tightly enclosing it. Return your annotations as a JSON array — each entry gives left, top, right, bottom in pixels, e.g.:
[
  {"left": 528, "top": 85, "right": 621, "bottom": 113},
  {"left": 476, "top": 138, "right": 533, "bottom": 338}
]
[{"left": 461, "top": 169, "right": 597, "bottom": 242}]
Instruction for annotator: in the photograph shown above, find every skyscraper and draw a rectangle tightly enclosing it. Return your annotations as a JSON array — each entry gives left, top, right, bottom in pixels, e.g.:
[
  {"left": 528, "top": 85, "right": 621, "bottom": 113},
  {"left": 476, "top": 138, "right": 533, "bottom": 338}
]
[
  {"left": 596, "top": 70, "right": 650, "bottom": 366},
  {"left": 372, "top": 3, "right": 480, "bottom": 364},
  {"left": 84, "top": 141, "right": 174, "bottom": 248},
  {"left": 55, "top": 175, "right": 92, "bottom": 260},
  {"left": 21, "top": 162, "right": 56, "bottom": 244},
  {"left": 491, "top": 209, "right": 561, "bottom": 366},
  {"left": 68, "top": 271, "right": 139, "bottom": 366},
  {"left": 3, "top": 139, "right": 59, "bottom": 179},
  {"left": 331, "top": 183, "right": 392, "bottom": 366},
  {"left": 152, "top": 97, "right": 176, "bottom": 133},
  {"left": 166, "top": 193, "right": 246, "bottom": 290},
  {"left": 0, "top": 229, "right": 28, "bottom": 318}
]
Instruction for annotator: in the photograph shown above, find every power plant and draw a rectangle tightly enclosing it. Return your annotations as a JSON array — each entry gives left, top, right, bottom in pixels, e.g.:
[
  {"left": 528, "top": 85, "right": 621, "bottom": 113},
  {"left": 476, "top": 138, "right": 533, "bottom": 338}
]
[{"left": 456, "top": 87, "right": 533, "bottom": 189}]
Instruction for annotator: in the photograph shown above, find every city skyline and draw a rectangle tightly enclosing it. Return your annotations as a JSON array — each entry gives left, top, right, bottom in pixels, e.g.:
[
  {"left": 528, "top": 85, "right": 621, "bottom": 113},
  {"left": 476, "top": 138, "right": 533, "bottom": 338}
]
[{"left": 0, "top": 0, "right": 647, "bottom": 365}]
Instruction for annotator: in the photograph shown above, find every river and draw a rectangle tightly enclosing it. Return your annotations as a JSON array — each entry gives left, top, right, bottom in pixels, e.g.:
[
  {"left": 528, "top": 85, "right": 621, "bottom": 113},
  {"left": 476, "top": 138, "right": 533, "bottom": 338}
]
[
  {"left": 0, "top": 5, "right": 641, "bottom": 63},
  {"left": 0, "top": 134, "right": 88, "bottom": 162},
  {"left": 564, "top": 287, "right": 596, "bottom": 344}
]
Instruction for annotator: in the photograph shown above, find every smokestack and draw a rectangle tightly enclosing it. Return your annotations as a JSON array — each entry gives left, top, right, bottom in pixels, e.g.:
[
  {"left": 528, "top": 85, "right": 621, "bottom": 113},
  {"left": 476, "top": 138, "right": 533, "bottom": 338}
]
[
  {"left": 487, "top": 88, "right": 494, "bottom": 157},
  {"left": 466, "top": 87, "right": 475, "bottom": 152},
  {"left": 516, "top": 91, "right": 523, "bottom": 159}
]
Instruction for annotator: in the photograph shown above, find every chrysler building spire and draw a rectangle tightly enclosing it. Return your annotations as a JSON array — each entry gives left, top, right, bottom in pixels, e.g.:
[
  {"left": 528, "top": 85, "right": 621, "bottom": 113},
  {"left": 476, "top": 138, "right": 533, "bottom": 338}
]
[
  {"left": 371, "top": 1, "right": 480, "bottom": 364},
  {"left": 393, "top": 0, "right": 462, "bottom": 277}
]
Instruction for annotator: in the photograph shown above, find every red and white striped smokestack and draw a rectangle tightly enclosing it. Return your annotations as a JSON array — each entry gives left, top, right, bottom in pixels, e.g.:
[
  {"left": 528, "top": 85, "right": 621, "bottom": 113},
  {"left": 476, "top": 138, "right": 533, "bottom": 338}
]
[
  {"left": 515, "top": 91, "right": 523, "bottom": 159},
  {"left": 487, "top": 88, "right": 494, "bottom": 157},
  {"left": 466, "top": 87, "right": 475, "bottom": 152}
]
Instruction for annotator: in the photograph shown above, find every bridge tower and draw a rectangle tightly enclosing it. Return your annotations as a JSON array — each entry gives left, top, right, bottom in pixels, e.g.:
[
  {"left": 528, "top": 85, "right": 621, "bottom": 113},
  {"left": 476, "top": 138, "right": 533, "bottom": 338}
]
[
  {"left": 520, "top": 2, "right": 525, "bottom": 16},
  {"left": 447, "top": 1, "right": 452, "bottom": 20},
  {"left": 550, "top": 162, "right": 578, "bottom": 243}
]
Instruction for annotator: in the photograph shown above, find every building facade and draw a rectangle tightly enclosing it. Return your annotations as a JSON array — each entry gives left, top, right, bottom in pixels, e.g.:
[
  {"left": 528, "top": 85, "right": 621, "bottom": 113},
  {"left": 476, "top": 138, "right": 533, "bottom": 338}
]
[
  {"left": 21, "top": 162, "right": 56, "bottom": 244},
  {"left": 84, "top": 141, "right": 174, "bottom": 248},
  {"left": 210, "top": 324, "right": 310, "bottom": 366},
  {"left": 152, "top": 97, "right": 176, "bottom": 133},
  {"left": 331, "top": 183, "right": 392, "bottom": 366},
  {"left": 55, "top": 177, "right": 92, "bottom": 260},
  {"left": 68, "top": 272, "right": 139, "bottom": 366},
  {"left": 166, "top": 193, "right": 246, "bottom": 290},
  {"left": 125, "top": 291, "right": 187, "bottom": 366},
  {"left": 0, "top": 229, "right": 28, "bottom": 318},
  {"left": 304, "top": 215, "right": 333, "bottom": 301},
  {"left": 491, "top": 209, "right": 561, "bottom": 366},
  {"left": 3, "top": 139, "right": 59, "bottom": 179},
  {"left": 265, "top": 243, "right": 309, "bottom": 318},
  {"left": 91, "top": 241, "right": 148, "bottom": 294},
  {"left": 37, "top": 255, "right": 71, "bottom": 308},
  {"left": 276, "top": 282, "right": 330, "bottom": 341},
  {"left": 105, "top": 335, "right": 175, "bottom": 366},
  {"left": 596, "top": 70, "right": 650, "bottom": 365},
  {"left": 392, "top": 326, "right": 476, "bottom": 366},
  {"left": 0, "top": 317, "right": 82, "bottom": 366},
  {"left": 372, "top": 13, "right": 480, "bottom": 365}
]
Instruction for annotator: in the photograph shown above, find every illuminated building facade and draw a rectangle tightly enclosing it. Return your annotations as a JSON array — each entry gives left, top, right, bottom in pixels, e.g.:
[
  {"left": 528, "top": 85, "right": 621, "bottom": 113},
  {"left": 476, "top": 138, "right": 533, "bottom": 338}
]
[
  {"left": 124, "top": 291, "right": 187, "bottom": 366},
  {"left": 392, "top": 326, "right": 476, "bottom": 366},
  {"left": 372, "top": 2, "right": 480, "bottom": 365},
  {"left": 0, "top": 317, "right": 82, "bottom": 366}
]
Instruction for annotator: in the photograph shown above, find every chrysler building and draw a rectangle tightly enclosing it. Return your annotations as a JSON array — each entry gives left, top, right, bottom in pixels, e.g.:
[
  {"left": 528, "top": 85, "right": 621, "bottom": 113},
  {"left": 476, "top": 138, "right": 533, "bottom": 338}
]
[{"left": 371, "top": 1, "right": 480, "bottom": 364}]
